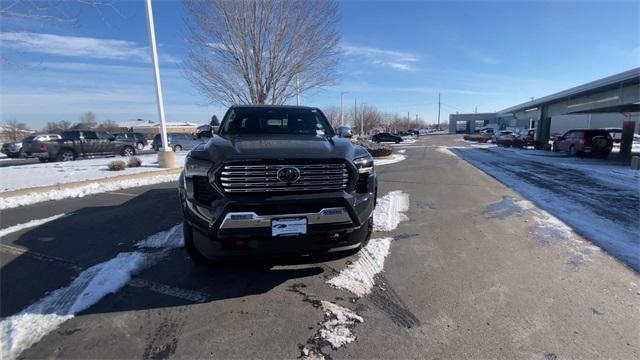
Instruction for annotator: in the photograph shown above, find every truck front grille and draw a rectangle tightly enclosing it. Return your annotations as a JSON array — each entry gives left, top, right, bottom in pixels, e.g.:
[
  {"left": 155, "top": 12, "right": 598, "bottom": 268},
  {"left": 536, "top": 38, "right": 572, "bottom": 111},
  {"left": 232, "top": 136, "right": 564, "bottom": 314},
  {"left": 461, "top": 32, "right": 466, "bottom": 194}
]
[{"left": 218, "top": 162, "right": 349, "bottom": 193}]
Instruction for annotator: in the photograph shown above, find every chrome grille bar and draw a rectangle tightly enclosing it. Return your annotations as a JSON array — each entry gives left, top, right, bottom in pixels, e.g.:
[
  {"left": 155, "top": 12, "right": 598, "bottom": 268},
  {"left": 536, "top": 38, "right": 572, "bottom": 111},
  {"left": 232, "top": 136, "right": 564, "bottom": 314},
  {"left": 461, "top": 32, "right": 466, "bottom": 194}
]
[{"left": 218, "top": 162, "right": 349, "bottom": 193}]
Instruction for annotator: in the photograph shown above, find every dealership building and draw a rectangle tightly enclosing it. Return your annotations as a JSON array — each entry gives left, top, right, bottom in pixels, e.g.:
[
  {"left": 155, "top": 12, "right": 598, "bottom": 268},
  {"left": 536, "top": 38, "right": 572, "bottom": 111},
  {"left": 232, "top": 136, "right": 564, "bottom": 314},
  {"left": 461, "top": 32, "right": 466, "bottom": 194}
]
[{"left": 449, "top": 68, "right": 640, "bottom": 140}]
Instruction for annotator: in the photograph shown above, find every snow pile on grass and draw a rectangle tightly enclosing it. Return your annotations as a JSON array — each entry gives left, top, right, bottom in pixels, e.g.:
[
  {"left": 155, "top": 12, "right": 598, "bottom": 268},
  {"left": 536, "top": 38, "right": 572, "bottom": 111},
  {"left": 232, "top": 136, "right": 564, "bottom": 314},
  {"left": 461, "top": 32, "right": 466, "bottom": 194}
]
[
  {"left": 373, "top": 190, "right": 410, "bottom": 232},
  {"left": 327, "top": 238, "right": 392, "bottom": 297},
  {"left": 0, "top": 213, "right": 67, "bottom": 238},
  {"left": 0, "top": 173, "right": 179, "bottom": 210},
  {"left": 0, "top": 225, "right": 183, "bottom": 360},
  {"left": 373, "top": 154, "right": 406, "bottom": 166},
  {"left": 0, "top": 153, "right": 187, "bottom": 193},
  {"left": 318, "top": 301, "right": 363, "bottom": 348}
]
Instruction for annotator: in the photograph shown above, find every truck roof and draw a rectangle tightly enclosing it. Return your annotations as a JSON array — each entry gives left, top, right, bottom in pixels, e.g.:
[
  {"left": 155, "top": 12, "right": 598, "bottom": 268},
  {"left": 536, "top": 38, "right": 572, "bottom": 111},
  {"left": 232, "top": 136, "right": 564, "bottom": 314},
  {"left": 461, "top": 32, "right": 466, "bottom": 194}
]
[{"left": 230, "top": 104, "right": 319, "bottom": 110}]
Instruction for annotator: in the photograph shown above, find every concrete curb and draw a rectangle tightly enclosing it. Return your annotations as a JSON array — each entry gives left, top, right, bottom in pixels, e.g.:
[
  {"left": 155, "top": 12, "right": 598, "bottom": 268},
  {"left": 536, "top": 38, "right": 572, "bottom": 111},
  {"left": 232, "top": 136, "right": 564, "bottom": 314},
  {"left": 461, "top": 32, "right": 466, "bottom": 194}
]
[{"left": 1, "top": 167, "right": 182, "bottom": 199}]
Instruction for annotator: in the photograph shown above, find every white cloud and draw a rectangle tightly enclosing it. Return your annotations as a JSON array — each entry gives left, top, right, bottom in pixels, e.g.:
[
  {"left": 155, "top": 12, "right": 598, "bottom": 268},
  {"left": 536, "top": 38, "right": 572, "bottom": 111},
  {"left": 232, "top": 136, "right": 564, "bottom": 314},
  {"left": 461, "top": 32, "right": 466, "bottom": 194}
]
[
  {"left": 341, "top": 43, "right": 420, "bottom": 71},
  {"left": 0, "top": 32, "right": 180, "bottom": 63},
  {"left": 373, "top": 60, "right": 412, "bottom": 71}
]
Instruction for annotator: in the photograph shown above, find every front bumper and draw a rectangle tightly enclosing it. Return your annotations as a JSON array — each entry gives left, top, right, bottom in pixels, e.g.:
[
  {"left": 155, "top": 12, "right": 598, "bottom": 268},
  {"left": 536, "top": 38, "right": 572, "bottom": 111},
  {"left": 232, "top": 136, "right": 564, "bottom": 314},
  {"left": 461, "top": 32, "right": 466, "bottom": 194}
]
[{"left": 179, "top": 172, "right": 376, "bottom": 259}]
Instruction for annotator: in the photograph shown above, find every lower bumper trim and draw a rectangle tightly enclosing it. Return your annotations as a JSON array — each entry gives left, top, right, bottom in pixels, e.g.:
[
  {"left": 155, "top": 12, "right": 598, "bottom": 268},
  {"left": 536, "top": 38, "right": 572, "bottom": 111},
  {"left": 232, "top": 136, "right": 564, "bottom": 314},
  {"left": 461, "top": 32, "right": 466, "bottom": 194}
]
[{"left": 219, "top": 207, "right": 352, "bottom": 230}]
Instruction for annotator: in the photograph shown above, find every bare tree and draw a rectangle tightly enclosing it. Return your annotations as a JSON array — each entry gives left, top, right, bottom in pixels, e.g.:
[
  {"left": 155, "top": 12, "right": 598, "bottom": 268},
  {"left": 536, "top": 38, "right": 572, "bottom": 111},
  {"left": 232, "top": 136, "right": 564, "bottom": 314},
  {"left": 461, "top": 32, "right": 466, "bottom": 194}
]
[
  {"left": 1, "top": 120, "right": 30, "bottom": 141},
  {"left": 321, "top": 106, "right": 341, "bottom": 129},
  {"left": 183, "top": 0, "right": 340, "bottom": 106},
  {"left": 79, "top": 111, "right": 97, "bottom": 128},
  {"left": 97, "top": 119, "right": 121, "bottom": 133},
  {"left": 42, "top": 120, "right": 74, "bottom": 134},
  {"left": 351, "top": 105, "right": 384, "bottom": 135},
  {"left": 389, "top": 115, "right": 406, "bottom": 133}
]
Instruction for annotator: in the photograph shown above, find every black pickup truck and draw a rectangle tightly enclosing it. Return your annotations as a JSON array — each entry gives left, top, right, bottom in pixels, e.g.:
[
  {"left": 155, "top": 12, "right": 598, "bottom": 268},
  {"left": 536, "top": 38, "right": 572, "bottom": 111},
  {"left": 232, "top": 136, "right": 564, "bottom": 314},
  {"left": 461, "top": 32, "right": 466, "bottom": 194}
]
[
  {"left": 22, "top": 130, "right": 137, "bottom": 162},
  {"left": 178, "top": 105, "right": 378, "bottom": 262}
]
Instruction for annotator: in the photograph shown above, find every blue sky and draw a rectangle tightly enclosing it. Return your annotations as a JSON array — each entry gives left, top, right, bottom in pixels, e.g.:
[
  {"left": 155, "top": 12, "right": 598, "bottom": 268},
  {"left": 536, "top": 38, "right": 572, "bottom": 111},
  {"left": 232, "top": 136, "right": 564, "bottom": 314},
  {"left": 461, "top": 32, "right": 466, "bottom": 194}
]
[{"left": 1, "top": 0, "right": 638, "bottom": 129}]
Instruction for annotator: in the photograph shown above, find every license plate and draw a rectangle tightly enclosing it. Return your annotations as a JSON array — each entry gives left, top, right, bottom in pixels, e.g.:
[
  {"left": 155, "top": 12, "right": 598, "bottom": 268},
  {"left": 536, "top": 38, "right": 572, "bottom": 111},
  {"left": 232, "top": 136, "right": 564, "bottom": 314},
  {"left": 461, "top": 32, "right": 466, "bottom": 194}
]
[{"left": 271, "top": 218, "right": 307, "bottom": 237}]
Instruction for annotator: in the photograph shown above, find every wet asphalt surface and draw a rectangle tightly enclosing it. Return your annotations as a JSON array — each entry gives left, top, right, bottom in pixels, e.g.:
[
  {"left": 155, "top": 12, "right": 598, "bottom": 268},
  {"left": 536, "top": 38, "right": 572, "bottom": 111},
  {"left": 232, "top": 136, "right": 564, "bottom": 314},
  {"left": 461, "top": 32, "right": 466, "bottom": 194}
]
[{"left": 1, "top": 135, "right": 638, "bottom": 359}]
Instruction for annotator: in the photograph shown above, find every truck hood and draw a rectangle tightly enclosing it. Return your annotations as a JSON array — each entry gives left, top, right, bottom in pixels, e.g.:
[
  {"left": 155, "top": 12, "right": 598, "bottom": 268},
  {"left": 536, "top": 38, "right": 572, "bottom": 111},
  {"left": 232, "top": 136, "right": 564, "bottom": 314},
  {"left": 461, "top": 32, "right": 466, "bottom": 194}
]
[{"left": 191, "top": 134, "right": 362, "bottom": 162}]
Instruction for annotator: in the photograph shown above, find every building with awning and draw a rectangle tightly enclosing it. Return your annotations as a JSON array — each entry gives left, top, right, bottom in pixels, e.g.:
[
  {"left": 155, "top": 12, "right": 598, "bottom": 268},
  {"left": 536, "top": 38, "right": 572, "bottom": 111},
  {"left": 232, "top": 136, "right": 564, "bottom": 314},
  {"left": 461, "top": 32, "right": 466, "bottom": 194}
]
[{"left": 497, "top": 68, "right": 639, "bottom": 145}]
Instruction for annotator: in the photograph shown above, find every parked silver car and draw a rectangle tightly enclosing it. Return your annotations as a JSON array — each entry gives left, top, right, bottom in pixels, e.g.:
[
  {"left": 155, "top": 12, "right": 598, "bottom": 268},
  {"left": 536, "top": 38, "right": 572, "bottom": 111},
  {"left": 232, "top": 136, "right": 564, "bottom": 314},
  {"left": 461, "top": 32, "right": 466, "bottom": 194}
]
[{"left": 152, "top": 133, "right": 204, "bottom": 152}]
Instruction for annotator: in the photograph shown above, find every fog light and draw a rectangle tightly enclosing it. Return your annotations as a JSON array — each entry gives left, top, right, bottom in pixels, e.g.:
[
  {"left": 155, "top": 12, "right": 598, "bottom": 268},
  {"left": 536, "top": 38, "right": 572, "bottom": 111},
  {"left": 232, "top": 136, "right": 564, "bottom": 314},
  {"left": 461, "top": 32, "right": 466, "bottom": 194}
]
[{"left": 327, "top": 233, "right": 340, "bottom": 240}]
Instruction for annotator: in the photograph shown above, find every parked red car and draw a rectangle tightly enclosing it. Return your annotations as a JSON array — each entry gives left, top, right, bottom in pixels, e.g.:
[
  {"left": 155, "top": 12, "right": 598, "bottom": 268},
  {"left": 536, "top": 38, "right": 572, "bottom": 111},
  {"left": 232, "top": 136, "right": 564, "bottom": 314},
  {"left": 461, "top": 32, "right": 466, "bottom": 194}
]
[{"left": 552, "top": 129, "right": 613, "bottom": 157}]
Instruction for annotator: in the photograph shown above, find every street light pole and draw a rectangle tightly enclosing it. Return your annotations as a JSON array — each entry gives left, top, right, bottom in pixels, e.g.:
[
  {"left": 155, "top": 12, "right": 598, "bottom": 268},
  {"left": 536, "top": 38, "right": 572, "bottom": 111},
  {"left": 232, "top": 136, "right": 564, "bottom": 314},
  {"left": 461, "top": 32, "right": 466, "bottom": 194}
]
[
  {"left": 144, "top": 0, "right": 174, "bottom": 168},
  {"left": 360, "top": 102, "right": 367, "bottom": 136},
  {"left": 340, "top": 91, "right": 348, "bottom": 125}
]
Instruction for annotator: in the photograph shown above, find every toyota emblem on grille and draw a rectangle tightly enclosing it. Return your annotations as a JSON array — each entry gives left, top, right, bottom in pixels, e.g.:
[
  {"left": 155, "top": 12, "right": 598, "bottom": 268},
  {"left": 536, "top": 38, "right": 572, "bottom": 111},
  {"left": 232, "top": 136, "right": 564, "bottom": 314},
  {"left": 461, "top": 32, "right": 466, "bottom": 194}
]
[{"left": 277, "top": 167, "right": 300, "bottom": 183}]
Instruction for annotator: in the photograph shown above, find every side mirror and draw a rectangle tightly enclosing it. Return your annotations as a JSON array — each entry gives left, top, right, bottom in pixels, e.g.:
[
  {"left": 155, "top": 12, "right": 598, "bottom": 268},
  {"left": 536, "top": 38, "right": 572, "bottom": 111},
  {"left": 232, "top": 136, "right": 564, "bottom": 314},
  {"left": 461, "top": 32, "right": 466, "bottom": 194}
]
[
  {"left": 196, "top": 124, "right": 213, "bottom": 138},
  {"left": 337, "top": 126, "right": 353, "bottom": 138}
]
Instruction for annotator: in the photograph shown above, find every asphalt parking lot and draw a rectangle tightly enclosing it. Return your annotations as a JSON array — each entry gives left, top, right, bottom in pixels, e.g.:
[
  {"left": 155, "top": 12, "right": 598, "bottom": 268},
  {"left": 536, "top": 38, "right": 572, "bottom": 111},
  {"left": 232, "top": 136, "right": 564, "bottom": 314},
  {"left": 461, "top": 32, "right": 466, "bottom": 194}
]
[{"left": 1, "top": 135, "right": 638, "bottom": 359}]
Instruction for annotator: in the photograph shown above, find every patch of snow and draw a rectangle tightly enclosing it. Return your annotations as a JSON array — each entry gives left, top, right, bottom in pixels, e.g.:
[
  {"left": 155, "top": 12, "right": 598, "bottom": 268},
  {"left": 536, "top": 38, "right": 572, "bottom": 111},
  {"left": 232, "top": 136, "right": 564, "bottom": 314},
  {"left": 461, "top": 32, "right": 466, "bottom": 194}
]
[
  {"left": 0, "top": 153, "right": 186, "bottom": 193},
  {"left": 373, "top": 190, "right": 410, "bottom": 232},
  {"left": 530, "top": 208, "right": 574, "bottom": 245},
  {"left": 435, "top": 146, "right": 458, "bottom": 157},
  {"left": 135, "top": 224, "right": 184, "bottom": 249},
  {"left": 300, "top": 347, "right": 325, "bottom": 360},
  {"left": 0, "top": 213, "right": 67, "bottom": 238},
  {"left": 317, "top": 301, "right": 363, "bottom": 349},
  {"left": 0, "top": 225, "right": 183, "bottom": 360},
  {"left": 373, "top": 154, "right": 406, "bottom": 166},
  {"left": 397, "top": 149, "right": 406, "bottom": 154},
  {"left": 0, "top": 173, "right": 179, "bottom": 210},
  {"left": 327, "top": 238, "right": 392, "bottom": 297},
  {"left": 0, "top": 252, "right": 152, "bottom": 360}
]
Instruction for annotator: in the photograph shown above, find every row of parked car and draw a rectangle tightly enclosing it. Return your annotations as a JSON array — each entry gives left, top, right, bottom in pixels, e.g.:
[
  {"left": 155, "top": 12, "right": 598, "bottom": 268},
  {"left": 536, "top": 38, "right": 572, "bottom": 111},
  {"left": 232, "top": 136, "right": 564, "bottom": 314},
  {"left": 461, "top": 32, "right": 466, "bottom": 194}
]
[
  {"left": 1, "top": 130, "right": 205, "bottom": 162},
  {"left": 470, "top": 127, "right": 631, "bottom": 158}
]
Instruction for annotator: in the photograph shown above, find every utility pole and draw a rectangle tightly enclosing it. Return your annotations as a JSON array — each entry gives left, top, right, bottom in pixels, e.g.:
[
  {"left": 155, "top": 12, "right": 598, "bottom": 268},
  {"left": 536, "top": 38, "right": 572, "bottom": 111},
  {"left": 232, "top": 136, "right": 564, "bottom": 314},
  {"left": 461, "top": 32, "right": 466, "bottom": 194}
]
[
  {"left": 407, "top": 112, "right": 410, "bottom": 130},
  {"left": 340, "top": 91, "right": 348, "bottom": 125},
  {"left": 360, "top": 102, "right": 367, "bottom": 136},
  {"left": 354, "top": 98, "right": 358, "bottom": 130},
  {"left": 437, "top": 92, "right": 441, "bottom": 131},
  {"left": 144, "top": 0, "right": 174, "bottom": 168},
  {"left": 296, "top": 75, "right": 300, "bottom": 105},
  {"left": 475, "top": 105, "right": 478, "bottom": 113}
]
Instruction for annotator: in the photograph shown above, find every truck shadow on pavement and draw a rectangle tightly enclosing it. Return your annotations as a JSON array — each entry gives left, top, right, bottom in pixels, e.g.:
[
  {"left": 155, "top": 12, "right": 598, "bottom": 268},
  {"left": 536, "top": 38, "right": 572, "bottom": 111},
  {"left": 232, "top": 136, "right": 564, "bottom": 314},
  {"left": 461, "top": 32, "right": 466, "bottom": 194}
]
[{"left": 1, "top": 188, "right": 324, "bottom": 318}]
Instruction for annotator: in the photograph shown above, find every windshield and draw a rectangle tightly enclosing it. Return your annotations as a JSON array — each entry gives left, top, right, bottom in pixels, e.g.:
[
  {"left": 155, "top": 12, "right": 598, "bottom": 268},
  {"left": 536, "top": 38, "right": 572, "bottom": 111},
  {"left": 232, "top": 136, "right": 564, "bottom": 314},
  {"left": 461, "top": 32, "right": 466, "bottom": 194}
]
[{"left": 220, "top": 107, "right": 333, "bottom": 136}]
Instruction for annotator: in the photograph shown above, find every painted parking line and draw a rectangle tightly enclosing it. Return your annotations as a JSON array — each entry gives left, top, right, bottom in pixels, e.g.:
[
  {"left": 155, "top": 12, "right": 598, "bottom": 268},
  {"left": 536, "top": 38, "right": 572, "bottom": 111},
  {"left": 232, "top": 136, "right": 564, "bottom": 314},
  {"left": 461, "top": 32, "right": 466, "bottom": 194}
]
[{"left": 107, "top": 191, "right": 139, "bottom": 197}]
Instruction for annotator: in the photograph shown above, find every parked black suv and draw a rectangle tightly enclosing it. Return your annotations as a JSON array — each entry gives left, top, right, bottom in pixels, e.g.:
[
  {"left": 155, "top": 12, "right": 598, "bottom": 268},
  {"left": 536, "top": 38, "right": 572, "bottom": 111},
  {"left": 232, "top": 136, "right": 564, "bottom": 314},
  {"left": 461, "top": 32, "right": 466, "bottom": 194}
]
[
  {"left": 178, "top": 105, "right": 377, "bottom": 261},
  {"left": 372, "top": 132, "right": 403, "bottom": 144},
  {"left": 114, "top": 132, "right": 147, "bottom": 150}
]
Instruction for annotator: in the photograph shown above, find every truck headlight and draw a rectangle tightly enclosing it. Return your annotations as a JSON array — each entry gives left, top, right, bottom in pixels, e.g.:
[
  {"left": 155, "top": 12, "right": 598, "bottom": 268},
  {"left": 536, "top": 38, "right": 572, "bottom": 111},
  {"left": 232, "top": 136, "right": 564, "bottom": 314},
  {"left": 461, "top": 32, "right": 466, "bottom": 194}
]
[
  {"left": 185, "top": 156, "right": 213, "bottom": 177},
  {"left": 353, "top": 154, "right": 374, "bottom": 174}
]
